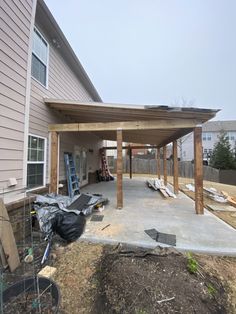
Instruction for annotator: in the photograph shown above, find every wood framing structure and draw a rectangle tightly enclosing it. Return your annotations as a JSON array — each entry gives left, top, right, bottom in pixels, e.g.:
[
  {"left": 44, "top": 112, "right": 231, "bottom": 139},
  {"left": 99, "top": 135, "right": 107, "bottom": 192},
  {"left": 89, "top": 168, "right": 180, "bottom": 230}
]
[
  {"left": 117, "top": 129, "right": 123, "bottom": 208},
  {"left": 46, "top": 99, "right": 219, "bottom": 214},
  {"left": 173, "top": 140, "right": 179, "bottom": 194},
  {"left": 157, "top": 148, "right": 161, "bottom": 179},
  {"left": 163, "top": 146, "right": 167, "bottom": 186},
  {"left": 194, "top": 126, "right": 204, "bottom": 214}
]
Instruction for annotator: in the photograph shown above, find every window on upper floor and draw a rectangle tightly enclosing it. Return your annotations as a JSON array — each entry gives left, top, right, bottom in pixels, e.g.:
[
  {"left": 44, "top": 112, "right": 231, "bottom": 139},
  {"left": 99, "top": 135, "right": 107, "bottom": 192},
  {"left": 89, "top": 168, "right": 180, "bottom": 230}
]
[
  {"left": 202, "top": 132, "right": 211, "bottom": 141},
  {"left": 27, "top": 135, "right": 46, "bottom": 189},
  {"left": 31, "top": 28, "right": 49, "bottom": 87},
  {"left": 227, "top": 132, "right": 235, "bottom": 141}
]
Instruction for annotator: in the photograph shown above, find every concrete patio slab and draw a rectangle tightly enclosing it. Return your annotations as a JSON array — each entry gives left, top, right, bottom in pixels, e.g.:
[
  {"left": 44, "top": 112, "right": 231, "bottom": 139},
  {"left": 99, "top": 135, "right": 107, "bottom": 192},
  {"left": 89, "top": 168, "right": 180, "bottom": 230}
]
[{"left": 80, "top": 177, "right": 236, "bottom": 256}]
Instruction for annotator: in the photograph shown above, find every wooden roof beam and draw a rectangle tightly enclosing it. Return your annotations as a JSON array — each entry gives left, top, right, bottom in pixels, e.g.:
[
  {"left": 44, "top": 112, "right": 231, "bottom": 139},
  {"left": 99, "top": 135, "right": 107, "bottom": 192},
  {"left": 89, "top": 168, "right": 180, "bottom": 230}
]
[
  {"left": 103, "top": 145, "right": 159, "bottom": 150},
  {"left": 48, "top": 119, "right": 200, "bottom": 132}
]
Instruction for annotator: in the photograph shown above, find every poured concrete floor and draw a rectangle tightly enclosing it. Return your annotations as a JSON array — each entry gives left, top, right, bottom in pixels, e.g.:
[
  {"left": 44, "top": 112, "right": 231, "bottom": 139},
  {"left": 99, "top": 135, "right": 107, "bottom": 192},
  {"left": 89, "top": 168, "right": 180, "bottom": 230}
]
[{"left": 80, "top": 177, "right": 236, "bottom": 255}]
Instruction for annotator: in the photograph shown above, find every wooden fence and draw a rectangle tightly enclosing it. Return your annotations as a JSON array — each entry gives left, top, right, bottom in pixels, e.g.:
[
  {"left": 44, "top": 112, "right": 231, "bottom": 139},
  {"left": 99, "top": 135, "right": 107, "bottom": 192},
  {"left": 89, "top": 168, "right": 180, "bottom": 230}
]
[{"left": 110, "top": 157, "right": 221, "bottom": 183}]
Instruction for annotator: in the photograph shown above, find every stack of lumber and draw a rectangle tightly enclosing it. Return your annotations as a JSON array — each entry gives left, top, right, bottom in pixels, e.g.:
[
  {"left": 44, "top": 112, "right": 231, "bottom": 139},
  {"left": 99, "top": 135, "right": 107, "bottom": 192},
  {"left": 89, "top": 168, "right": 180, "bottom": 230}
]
[
  {"left": 146, "top": 179, "right": 176, "bottom": 199},
  {"left": 0, "top": 198, "right": 20, "bottom": 271},
  {"left": 221, "top": 191, "right": 236, "bottom": 208},
  {"left": 203, "top": 187, "right": 227, "bottom": 203}
]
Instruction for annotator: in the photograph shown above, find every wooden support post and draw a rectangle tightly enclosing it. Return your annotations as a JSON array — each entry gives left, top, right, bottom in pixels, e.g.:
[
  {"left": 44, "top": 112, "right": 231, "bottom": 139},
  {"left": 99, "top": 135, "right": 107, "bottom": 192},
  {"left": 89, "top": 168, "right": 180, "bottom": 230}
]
[
  {"left": 117, "top": 129, "right": 123, "bottom": 209},
  {"left": 173, "top": 140, "right": 179, "bottom": 194},
  {"left": 50, "top": 131, "right": 59, "bottom": 194},
  {"left": 129, "top": 146, "right": 132, "bottom": 179},
  {"left": 194, "top": 126, "right": 204, "bottom": 214},
  {"left": 157, "top": 148, "right": 161, "bottom": 179},
  {"left": 163, "top": 146, "right": 167, "bottom": 186}
]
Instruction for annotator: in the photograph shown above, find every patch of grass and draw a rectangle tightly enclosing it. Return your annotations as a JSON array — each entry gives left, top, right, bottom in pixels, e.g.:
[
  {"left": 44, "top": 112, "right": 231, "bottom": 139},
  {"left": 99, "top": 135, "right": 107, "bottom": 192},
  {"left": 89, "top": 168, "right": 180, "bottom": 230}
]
[
  {"left": 207, "top": 283, "right": 217, "bottom": 297},
  {"left": 135, "top": 309, "right": 149, "bottom": 314},
  {"left": 187, "top": 252, "right": 199, "bottom": 274}
]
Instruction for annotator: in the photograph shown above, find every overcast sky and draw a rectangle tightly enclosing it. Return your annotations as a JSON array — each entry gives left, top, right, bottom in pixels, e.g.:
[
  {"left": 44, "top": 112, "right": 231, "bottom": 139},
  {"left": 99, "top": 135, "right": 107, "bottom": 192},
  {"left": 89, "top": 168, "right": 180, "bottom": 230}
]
[{"left": 45, "top": 0, "right": 236, "bottom": 120}]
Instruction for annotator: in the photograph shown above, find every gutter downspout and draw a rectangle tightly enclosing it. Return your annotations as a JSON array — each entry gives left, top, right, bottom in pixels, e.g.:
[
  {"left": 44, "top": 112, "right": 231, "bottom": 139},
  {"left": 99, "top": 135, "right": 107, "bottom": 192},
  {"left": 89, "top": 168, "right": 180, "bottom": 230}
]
[{"left": 22, "top": 0, "right": 37, "bottom": 188}]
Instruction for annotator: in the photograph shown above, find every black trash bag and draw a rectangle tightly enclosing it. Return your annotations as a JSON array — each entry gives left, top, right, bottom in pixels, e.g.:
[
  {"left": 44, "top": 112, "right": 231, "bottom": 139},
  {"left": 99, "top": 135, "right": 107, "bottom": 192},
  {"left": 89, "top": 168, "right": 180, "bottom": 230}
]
[{"left": 51, "top": 212, "right": 86, "bottom": 242}]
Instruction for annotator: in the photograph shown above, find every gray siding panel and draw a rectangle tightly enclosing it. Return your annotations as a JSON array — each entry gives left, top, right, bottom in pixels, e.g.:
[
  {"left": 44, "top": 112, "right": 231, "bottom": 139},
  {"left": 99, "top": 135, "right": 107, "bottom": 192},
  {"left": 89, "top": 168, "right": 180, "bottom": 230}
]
[
  {"left": 0, "top": 149, "right": 23, "bottom": 159},
  {"left": 0, "top": 6, "right": 29, "bottom": 44},
  {"left": 0, "top": 138, "right": 24, "bottom": 150},
  {"left": 0, "top": 72, "right": 26, "bottom": 95},
  {"left": 0, "top": 94, "right": 25, "bottom": 114},
  {"left": 2, "top": 0, "right": 30, "bottom": 35},
  {"left": 0, "top": 0, "right": 32, "bottom": 194},
  {"left": 0, "top": 50, "right": 26, "bottom": 77},
  {"left": 29, "top": 29, "right": 101, "bottom": 182}
]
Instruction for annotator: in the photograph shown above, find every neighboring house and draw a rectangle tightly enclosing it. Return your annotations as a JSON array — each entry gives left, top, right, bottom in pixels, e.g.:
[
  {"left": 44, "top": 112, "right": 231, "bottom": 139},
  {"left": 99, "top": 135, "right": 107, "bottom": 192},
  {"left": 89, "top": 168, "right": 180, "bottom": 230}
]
[
  {"left": 179, "top": 121, "right": 236, "bottom": 162},
  {"left": 0, "top": 0, "right": 102, "bottom": 203}
]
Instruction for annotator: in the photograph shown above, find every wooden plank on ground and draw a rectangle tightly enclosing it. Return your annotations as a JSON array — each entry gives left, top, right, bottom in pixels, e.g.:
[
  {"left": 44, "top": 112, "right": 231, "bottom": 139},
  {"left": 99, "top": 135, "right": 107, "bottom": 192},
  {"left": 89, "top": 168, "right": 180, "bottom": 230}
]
[
  {"left": 159, "top": 188, "right": 169, "bottom": 198},
  {"left": 0, "top": 198, "right": 20, "bottom": 272},
  {"left": 38, "top": 266, "right": 57, "bottom": 278},
  {"left": 206, "top": 204, "right": 236, "bottom": 212}
]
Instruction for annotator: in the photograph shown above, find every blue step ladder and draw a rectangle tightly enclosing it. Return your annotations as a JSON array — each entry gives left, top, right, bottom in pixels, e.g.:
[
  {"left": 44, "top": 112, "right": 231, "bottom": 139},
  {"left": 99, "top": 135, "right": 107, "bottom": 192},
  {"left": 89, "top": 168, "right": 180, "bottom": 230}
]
[{"left": 64, "top": 152, "right": 80, "bottom": 198}]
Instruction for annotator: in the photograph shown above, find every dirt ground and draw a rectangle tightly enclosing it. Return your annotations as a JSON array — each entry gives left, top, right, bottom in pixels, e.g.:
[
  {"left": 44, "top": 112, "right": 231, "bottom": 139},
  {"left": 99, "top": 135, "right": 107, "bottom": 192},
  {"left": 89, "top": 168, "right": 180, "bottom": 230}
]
[
  {"left": 2, "top": 241, "right": 236, "bottom": 313},
  {"left": 170, "top": 176, "right": 236, "bottom": 229},
  {"left": 51, "top": 242, "right": 236, "bottom": 314}
]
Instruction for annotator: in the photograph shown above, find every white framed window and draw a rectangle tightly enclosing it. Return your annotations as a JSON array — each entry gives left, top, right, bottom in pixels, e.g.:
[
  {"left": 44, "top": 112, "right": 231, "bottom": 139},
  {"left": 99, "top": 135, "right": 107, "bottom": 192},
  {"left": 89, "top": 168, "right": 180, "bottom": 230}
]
[
  {"left": 202, "top": 132, "right": 211, "bottom": 141},
  {"left": 27, "top": 134, "right": 47, "bottom": 189},
  {"left": 227, "top": 132, "right": 235, "bottom": 141},
  {"left": 31, "top": 27, "right": 49, "bottom": 87}
]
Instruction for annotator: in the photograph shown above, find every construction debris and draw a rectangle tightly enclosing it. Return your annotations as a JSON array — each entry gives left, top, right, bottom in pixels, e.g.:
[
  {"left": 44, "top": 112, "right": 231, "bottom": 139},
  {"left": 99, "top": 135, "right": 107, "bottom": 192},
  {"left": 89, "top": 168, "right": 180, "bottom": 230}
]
[
  {"left": 185, "top": 183, "right": 236, "bottom": 207},
  {"left": 185, "top": 184, "right": 195, "bottom": 192},
  {"left": 38, "top": 265, "right": 57, "bottom": 278},
  {"left": 203, "top": 187, "right": 227, "bottom": 203},
  {"left": 101, "top": 224, "right": 111, "bottom": 231},
  {"left": 146, "top": 179, "right": 177, "bottom": 198},
  {"left": 221, "top": 191, "right": 236, "bottom": 208}
]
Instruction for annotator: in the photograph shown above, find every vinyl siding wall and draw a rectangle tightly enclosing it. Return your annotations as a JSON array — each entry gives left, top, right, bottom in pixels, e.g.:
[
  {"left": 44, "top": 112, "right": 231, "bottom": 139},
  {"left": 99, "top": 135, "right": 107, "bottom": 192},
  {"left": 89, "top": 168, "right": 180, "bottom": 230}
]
[
  {"left": 29, "top": 24, "right": 102, "bottom": 184},
  {"left": 0, "top": 0, "right": 33, "bottom": 196}
]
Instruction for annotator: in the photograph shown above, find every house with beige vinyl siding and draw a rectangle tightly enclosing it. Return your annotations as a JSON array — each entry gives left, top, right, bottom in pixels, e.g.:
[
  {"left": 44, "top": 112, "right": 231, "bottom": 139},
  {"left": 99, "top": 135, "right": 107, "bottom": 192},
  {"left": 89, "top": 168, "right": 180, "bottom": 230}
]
[
  {"left": 0, "top": 0, "right": 219, "bottom": 217},
  {"left": 0, "top": 0, "right": 102, "bottom": 203}
]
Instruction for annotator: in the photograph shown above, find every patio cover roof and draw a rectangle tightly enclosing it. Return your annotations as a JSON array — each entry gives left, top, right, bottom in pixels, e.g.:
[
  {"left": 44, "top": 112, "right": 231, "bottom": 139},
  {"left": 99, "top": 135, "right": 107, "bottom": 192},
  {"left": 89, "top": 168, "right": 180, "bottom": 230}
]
[{"left": 45, "top": 98, "right": 219, "bottom": 147}]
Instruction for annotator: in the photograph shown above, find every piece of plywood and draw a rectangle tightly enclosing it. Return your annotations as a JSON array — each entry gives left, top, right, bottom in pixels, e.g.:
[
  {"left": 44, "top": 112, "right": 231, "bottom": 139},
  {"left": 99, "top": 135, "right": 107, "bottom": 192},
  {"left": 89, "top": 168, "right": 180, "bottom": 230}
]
[
  {"left": 0, "top": 198, "right": 20, "bottom": 272},
  {"left": 159, "top": 188, "right": 169, "bottom": 198},
  {"left": 38, "top": 266, "right": 57, "bottom": 278}
]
